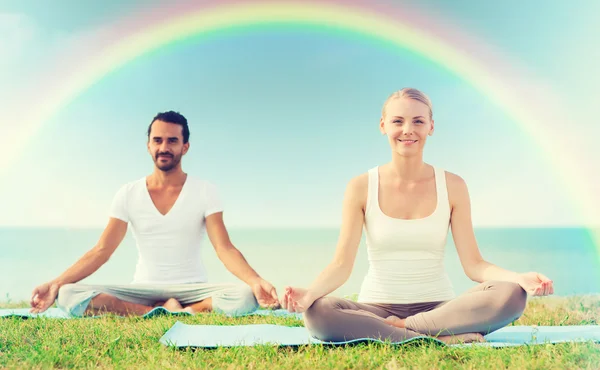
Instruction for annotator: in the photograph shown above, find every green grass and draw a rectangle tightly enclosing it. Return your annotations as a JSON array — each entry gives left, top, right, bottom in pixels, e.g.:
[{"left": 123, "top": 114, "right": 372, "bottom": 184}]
[{"left": 1, "top": 296, "right": 599, "bottom": 369}]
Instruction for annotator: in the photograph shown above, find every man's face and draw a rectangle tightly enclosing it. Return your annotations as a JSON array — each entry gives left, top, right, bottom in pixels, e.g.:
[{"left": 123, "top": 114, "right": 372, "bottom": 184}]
[{"left": 147, "top": 120, "right": 189, "bottom": 172}]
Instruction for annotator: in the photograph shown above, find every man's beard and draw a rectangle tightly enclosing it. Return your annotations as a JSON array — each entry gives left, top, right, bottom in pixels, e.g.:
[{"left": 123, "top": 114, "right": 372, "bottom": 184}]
[{"left": 155, "top": 152, "right": 181, "bottom": 172}]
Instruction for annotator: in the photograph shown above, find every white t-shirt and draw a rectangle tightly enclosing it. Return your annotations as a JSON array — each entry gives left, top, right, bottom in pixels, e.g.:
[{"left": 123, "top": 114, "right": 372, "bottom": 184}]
[{"left": 108, "top": 175, "right": 223, "bottom": 284}]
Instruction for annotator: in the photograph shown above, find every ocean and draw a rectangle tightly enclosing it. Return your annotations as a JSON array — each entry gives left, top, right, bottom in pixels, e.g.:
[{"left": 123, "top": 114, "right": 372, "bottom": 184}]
[{"left": 1, "top": 227, "right": 599, "bottom": 303}]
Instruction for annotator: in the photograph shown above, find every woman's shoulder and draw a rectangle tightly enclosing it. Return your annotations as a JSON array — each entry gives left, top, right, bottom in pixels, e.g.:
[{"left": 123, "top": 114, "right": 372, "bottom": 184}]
[
  {"left": 442, "top": 169, "right": 466, "bottom": 187},
  {"left": 426, "top": 163, "right": 467, "bottom": 189},
  {"left": 341, "top": 170, "right": 373, "bottom": 208},
  {"left": 346, "top": 171, "right": 370, "bottom": 193},
  {"left": 440, "top": 169, "right": 470, "bottom": 203}
]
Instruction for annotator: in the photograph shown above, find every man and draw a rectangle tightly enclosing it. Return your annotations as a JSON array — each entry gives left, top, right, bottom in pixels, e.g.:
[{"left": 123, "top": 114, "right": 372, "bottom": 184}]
[{"left": 30, "top": 111, "right": 279, "bottom": 317}]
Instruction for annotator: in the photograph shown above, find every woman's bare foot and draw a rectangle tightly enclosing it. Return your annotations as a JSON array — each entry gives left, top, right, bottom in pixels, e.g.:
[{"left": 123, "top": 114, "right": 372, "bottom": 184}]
[
  {"left": 384, "top": 315, "right": 484, "bottom": 344},
  {"left": 437, "top": 333, "right": 486, "bottom": 344},
  {"left": 384, "top": 316, "right": 406, "bottom": 328}
]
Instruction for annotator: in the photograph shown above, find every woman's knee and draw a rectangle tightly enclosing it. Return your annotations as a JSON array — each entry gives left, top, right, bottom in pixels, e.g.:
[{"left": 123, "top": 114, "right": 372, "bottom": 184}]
[
  {"left": 303, "top": 297, "right": 345, "bottom": 341},
  {"left": 303, "top": 296, "right": 348, "bottom": 334},
  {"left": 491, "top": 281, "right": 528, "bottom": 318},
  {"left": 305, "top": 297, "right": 338, "bottom": 321},
  {"left": 507, "top": 282, "right": 528, "bottom": 316}
]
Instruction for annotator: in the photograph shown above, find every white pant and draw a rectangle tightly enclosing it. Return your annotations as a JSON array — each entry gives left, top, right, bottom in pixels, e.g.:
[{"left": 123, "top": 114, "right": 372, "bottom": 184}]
[{"left": 56, "top": 282, "right": 259, "bottom": 317}]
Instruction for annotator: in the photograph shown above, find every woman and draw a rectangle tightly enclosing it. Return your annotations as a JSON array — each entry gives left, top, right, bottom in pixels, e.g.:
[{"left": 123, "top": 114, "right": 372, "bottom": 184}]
[{"left": 280, "top": 88, "right": 554, "bottom": 344}]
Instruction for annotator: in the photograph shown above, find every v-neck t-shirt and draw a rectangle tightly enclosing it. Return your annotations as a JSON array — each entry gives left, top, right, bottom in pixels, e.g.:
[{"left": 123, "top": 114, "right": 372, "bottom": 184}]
[{"left": 108, "top": 175, "right": 223, "bottom": 284}]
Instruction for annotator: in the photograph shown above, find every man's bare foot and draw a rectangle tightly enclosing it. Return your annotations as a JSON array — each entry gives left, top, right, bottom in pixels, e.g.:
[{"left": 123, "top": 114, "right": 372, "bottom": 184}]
[
  {"left": 160, "top": 298, "right": 195, "bottom": 315},
  {"left": 437, "top": 333, "right": 486, "bottom": 344},
  {"left": 162, "top": 298, "right": 183, "bottom": 311},
  {"left": 184, "top": 298, "right": 212, "bottom": 313},
  {"left": 384, "top": 316, "right": 406, "bottom": 328},
  {"left": 182, "top": 307, "right": 195, "bottom": 315}
]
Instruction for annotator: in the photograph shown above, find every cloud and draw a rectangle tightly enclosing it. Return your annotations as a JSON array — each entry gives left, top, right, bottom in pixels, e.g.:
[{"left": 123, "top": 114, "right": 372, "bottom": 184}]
[
  {"left": 0, "top": 13, "right": 38, "bottom": 65},
  {"left": 0, "top": 13, "right": 39, "bottom": 108}
]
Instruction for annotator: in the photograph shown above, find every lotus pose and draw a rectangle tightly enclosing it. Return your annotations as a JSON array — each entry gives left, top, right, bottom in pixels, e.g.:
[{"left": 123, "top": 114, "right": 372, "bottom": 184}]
[
  {"left": 30, "top": 111, "right": 279, "bottom": 317},
  {"left": 280, "top": 88, "right": 554, "bottom": 344}
]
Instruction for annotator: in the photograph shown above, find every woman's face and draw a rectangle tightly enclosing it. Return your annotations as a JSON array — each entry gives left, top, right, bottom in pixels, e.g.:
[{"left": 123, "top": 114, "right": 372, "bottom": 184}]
[{"left": 380, "top": 98, "right": 434, "bottom": 157}]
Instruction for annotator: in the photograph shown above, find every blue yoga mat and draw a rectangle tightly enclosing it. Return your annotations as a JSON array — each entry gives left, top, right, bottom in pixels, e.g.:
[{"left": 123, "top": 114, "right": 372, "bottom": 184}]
[
  {"left": 159, "top": 322, "right": 600, "bottom": 348},
  {"left": 0, "top": 307, "right": 303, "bottom": 320},
  {"left": 0, "top": 308, "right": 71, "bottom": 319}
]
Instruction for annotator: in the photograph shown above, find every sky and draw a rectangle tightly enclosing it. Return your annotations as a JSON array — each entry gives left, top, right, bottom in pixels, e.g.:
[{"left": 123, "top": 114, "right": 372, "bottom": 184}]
[{"left": 0, "top": 0, "right": 598, "bottom": 229}]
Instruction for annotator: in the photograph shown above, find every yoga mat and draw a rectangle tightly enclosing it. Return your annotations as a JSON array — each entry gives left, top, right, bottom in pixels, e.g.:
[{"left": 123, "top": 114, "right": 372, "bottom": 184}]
[
  {"left": 159, "top": 321, "right": 442, "bottom": 347},
  {"left": 159, "top": 322, "right": 600, "bottom": 348},
  {"left": 0, "top": 307, "right": 303, "bottom": 320},
  {"left": 0, "top": 308, "right": 72, "bottom": 319}
]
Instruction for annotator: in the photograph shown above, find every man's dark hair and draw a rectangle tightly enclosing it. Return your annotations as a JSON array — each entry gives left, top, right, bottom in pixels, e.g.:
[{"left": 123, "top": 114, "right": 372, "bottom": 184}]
[{"left": 147, "top": 111, "right": 190, "bottom": 143}]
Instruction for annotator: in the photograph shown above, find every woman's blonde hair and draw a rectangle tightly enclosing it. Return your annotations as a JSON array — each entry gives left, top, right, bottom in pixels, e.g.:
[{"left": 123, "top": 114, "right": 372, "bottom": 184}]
[{"left": 382, "top": 88, "right": 433, "bottom": 119}]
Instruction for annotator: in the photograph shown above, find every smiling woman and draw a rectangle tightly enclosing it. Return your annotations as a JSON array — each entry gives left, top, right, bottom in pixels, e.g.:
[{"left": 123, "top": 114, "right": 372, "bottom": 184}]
[
  {"left": 280, "top": 87, "right": 555, "bottom": 345},
  {"left": 380, "top": 88, "right": 435, "bottom": 156}
]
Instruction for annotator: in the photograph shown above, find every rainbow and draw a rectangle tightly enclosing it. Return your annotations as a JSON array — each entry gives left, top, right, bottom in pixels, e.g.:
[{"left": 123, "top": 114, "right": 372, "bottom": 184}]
[{"left": 5, "top": 0, "right": 600, "bottom": 258}]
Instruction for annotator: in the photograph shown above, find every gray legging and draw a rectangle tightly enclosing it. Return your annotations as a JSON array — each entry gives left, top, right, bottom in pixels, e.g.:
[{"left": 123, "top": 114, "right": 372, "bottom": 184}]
[{"left": 303, "top": 280, "right": 527, "bottom": 342}]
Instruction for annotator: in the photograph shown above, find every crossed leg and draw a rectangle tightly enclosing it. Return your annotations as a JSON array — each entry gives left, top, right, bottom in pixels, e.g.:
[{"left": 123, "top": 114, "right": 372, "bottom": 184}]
[
  {"left": 86, "top": 295, "right": 194, "bottom": 316},
  {"left": 389, "top": 280, "right": 528, "bottom": 337},
  {"left": 303, "top": 281, "right": 527, "bottom": 344},
  {"left": 303, "top": 297, "right": 425, "bottom": 343},
  {"left": 56, "top": 282, "right": 258, "bottom": 317}
]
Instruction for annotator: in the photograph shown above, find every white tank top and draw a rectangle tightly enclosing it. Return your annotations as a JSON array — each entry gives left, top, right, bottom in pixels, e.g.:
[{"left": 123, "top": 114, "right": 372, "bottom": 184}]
[{"left": 357, "top": 166, "right": 456, "bottom": 304}]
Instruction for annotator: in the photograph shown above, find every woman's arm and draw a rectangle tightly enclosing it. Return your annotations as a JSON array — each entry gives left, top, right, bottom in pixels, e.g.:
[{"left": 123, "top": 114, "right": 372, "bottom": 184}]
[
  {"left": 305, "top": 175, "right": 367, "bottom": 299},
  {"left": 447, "top": 172, "right": 518, "bottom": 283},
  {"left": 281, "top": 174, "right": 367, "bottom": 312},
  {"left": 448, "top": 172, "right": 553, "bottom": 295}
]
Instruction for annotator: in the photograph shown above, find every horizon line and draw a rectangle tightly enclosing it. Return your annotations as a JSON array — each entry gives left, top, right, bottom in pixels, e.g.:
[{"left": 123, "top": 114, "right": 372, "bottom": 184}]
[{"left": 1, "top": 224, "right": 599, "bottom": 231}]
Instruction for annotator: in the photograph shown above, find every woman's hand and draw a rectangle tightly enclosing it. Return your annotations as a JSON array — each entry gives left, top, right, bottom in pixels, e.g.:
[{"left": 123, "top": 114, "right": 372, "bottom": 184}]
[
  {"left": 280, "top": 286, "right": 317, "bottom": 313},
  {"left": 518, "top": 272, "right": 554, "bottom": 296}
]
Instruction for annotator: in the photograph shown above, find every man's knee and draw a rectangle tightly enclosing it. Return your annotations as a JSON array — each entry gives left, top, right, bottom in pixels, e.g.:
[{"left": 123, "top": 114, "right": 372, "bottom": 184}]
[
  {"left": 56, "top": 283, "right": 76, "bottom": 309},
  {"left": 233, "top": 285, "right": 259, "bottom": 314},
  {"left": 56, "top": 283, "right": 96, "bottom": 317},
  {"left": 214, "top": 284, "right": 259, "bottom": 317}
]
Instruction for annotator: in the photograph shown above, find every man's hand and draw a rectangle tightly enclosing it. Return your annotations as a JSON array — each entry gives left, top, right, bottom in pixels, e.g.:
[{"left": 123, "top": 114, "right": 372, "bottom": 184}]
[
  {"left": 250, "top": 278, "right": 280, "bottom": 309},
  {"left": 30, "top": 282, "right": 60, "bottom": 314}
]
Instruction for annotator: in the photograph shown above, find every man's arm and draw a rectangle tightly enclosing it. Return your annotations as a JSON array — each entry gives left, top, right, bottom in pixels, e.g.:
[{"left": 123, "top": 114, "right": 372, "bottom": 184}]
[
  {"left": 205, "top": 212, "right": 262, "bottom": 285},
  {"left": 205, "top": 212, "right": 279, "bottom": 308},
  {"left": 30, "top": 218, "right": 127, "bottom": 312},
  {"left": 54, "top": 217, "right": 128, "bottom": 286}
]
